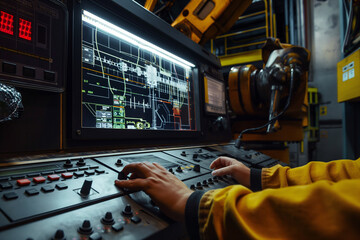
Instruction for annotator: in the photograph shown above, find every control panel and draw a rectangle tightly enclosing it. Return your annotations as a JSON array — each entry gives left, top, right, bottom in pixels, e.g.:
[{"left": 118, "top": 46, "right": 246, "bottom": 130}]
[
  {"left": 95, "top": 152, "right": 210, "bottom": 181},
  {"left": 0, "top": 0, "right": 67, "bottom": 91},
  {"left": 0, "top": 144, "right": 283, "bottom": 239}
]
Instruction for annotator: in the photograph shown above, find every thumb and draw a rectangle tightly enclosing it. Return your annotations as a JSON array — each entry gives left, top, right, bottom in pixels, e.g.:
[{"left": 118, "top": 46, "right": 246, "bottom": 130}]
[{"left": 211, "top": 165, "right": 236, "bottom": 177}]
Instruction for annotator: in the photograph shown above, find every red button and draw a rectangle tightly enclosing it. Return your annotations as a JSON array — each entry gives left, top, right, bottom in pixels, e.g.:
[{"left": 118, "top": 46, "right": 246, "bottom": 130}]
[
  {"left": 17, "top": 179, "right": 31, "bottom": 186},
  {"left": 61, "top": 172, "right": 73, "bottom": 179},
  {"left": 33, "top": 176, "right": 46, "bottom": 183},
  {"left": 48, "top": 174, "right": 60, "bottom": 181}
]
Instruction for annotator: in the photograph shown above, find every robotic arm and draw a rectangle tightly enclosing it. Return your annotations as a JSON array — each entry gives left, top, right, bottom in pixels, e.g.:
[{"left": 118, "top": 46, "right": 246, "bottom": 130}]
[
  {"left": 228, "top": 38, "right": 311, "bottom": 147},
  {"left": 142, "top": 0, "right": 252, "bottom": 45}
]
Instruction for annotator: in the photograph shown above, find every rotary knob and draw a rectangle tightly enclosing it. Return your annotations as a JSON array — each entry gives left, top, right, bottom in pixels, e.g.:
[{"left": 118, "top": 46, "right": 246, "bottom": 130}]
[
  {"left": 63, "top": 160, "right": 72, "bottom": 168},
  {"left": 208, "top": 178, "right": 214, "bottom": 184},
  {"left": 52, "top": 229, "right": 65, "bottom": 240},
  {"left": 78, "top": 220, "right": 93, "bottom": 235},
  {"left": 116, "top": 159, "right": 124, "bottom": 166},
  {"left": 181, "top": 151, "right": 187, "bottom": 157},
  {"left": 77, "top": 158, "right": 86, "bottom": 166},
  {"left": 202, "top": 180, "right": 208, "bottom": 187},
  {"left": 193, "top": 164, "right": 200, "bottom": 172},
  {"left": 101, "top": 212, "right": 115, "bottom": 225},
  {"left": 176, "top": 166, "right": 183, "bottom": 173},
  {"left": 122, "top": 204, "right": 133, "bottom": 216},
  {"left": 168, "top": 168, "right": 174, "bottom": 174},
  {"left": 196, "top": 182, "right": 203, "bottom": 190}
]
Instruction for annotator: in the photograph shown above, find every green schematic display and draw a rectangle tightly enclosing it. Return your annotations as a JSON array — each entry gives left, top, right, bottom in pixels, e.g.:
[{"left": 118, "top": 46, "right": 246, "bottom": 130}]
[{"left": 81, "top": 10, "right": 197, "bottom": 131}]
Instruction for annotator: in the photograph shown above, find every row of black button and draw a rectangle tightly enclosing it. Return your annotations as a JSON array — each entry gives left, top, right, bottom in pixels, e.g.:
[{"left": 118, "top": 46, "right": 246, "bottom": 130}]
[
  {"left": 2, "top": 61, "right": 56, "bottom": 82},
  {"left": 3, "top": 183, "right": 68, "bottom": 200},
  {"left": 189, "top": 176, "right": 229, "bottom": 190}
]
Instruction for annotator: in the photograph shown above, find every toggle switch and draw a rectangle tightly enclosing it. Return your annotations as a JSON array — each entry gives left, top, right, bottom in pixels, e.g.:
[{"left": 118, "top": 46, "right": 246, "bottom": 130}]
[
  {"left": 80, "top": 178, "right": 93, "bottom": 197},
  {"left": 193, "top": 164, "right": 200, "bottom": 172}
]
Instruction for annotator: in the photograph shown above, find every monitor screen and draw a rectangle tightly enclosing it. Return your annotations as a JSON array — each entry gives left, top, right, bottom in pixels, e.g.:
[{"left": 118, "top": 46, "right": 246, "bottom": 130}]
[
  {"left": 80, "top": 10, "right": 197, "bottom": 132},
  {"left": 204, "top": 74, "right": 226, "bottom": 115}
]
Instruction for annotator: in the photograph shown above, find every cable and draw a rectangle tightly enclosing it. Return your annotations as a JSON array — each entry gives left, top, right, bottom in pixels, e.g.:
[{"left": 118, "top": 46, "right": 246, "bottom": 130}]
[{"left": 235, "top": 67, "right": 296, "bottom": 148}]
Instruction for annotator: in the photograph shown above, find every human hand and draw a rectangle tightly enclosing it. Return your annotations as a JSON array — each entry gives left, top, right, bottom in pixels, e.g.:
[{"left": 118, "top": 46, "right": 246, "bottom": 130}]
[
  {"left": 210, "top": 156, "right": 250, "bottom": 188},
  {"left": 114, "top": 162, "right": 193, "bottom": 222}
]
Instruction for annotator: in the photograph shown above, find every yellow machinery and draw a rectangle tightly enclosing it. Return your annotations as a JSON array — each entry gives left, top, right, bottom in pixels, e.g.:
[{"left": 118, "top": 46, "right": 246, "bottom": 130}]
[
  {"left": 142, "top": 1, "right": 310, "bottom": 163},
  {"left": 143, "top": 0, "right": 252, "bottom": 45},
  {"left": 228, "top": 38, "right": 310, "bottom": 162}
]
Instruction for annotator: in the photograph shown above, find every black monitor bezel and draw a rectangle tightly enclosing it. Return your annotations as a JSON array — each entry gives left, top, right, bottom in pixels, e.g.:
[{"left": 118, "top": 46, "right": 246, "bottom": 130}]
[{"left": 69, "top": 0, "right": 221, "bottom": 140}]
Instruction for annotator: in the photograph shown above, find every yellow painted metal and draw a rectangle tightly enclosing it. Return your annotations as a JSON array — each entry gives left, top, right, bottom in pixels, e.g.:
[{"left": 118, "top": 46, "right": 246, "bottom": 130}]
[
  {"left": 320, "top": 106, "right": 327, "bottom": 116},
  {"left": 216, "top": 26, "right": 267, "bottom": 39},
  {"left": 261, "top": 149, "right": 290, "bottom": 164},
  {"left": 144, "top": 0, "right": 157, "bottom": 11},
  {"left": 265, "top": 0, "right": 269, "bottom": 38},
  {"left": 219, "top": 49, "right": 262, "bottom": 66},
  {"left": 210, "top": 0, "right": 277, "bottom": 66},
  {"left": 273, "top": 14, "right": 277, "bottom": 38},
  {"left": 286, "top": 25, "right": 289, "bottom": 43},
  {"left": 308, "top": 87, "right": 318, "bottom": 104},
  {"left": 238, "top": 10, "right": 266, "bottom": 20},
  {"left": 337, "top": 48, "right": 360, "bottom": 102},
  {"left": 171, "top": 0, "right": 252, "bottom": 45},
  {"left": 227, "top": 40, "right": 266, "bottom": 50},
  {"left": 269, "top": 0, "right": 273, "bottom": 37}
]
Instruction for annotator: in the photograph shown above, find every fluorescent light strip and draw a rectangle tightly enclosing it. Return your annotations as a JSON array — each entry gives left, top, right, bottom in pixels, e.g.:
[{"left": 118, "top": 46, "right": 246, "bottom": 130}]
[{"left": 82, "top": 10, "right": 195, "bottom": 69}]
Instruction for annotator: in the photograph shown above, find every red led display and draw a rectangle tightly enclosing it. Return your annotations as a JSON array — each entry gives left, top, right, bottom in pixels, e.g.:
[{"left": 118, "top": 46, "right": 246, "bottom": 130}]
[
  {"left": 0, "top": 11, "right": 14, "bottom": 35},
  {"left": 19, "top": 18, "right": 31, "bottom": 40}
]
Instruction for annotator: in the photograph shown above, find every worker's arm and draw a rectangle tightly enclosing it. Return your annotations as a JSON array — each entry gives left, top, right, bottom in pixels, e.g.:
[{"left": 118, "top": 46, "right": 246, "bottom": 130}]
[
  {"left": 211, "top": 157, "right": 360, "bottom": 189},
  {"left": 262, "top": 158, "right": 360, "bottom": 188},
  {"left": 186, "top": 178, "right": 360, "bottom": 240}
]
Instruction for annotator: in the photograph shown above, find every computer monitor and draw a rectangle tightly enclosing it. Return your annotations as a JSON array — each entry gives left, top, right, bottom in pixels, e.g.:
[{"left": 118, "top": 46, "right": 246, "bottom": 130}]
[
  {"left": 81, "top": 10, "right": 196, "bottom": 132},
  {"left": 70, "top": 0, "right": 223, "bottom": 141}
]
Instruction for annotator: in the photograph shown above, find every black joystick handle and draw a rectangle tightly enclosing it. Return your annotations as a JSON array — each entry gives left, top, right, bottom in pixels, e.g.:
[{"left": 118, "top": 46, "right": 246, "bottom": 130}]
[{"left": 80, "top": 178, "right": 93, "bottom": 196}]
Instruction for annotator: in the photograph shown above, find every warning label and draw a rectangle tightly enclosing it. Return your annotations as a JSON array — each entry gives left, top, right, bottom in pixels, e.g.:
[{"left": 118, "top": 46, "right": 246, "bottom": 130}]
[{"left": 342, "top": 61, "right": 355, "bottom": 82}]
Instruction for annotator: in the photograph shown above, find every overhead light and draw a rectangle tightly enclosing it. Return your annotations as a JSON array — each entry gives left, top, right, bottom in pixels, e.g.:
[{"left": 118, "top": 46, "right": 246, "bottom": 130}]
[{"left": 82, "top": 10, "right": 195, "bottom": 69}]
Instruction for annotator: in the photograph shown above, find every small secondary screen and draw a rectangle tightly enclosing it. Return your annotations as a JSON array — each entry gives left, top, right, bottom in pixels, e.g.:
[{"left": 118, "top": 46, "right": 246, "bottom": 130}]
[
  {"left": 80, "top": 10, "right": 197, "bottom": 131},
  {"left": 204, "top": 74, "right": 226, "bottom": 115}
]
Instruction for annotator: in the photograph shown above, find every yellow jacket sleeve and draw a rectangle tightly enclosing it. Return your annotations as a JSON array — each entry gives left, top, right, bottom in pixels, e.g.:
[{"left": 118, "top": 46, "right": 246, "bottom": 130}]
[
  {"left": 194, "top": 159, "right": 360, "bottom": 239},
  {"left": 199, "top": 179, "right": 360, "bottom": 239},
  {"left": 262, "top": 158, "right": 360, "bottom": 189}
]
